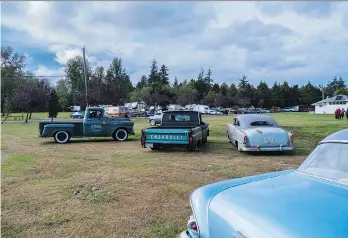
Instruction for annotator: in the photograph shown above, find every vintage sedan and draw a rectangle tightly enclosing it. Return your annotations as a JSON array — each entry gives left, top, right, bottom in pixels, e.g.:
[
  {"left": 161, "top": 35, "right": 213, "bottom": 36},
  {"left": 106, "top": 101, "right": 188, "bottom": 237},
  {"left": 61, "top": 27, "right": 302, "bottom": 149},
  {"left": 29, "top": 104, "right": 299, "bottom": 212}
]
[
  {"left": 148, "top": 112, "right": 163, "bottom": 126},
  {"left": 180, "top": 129, "right": 348, "bottom": 238},
  {"left": 226, "top": 114, "right": 294, "bottom": 152}
]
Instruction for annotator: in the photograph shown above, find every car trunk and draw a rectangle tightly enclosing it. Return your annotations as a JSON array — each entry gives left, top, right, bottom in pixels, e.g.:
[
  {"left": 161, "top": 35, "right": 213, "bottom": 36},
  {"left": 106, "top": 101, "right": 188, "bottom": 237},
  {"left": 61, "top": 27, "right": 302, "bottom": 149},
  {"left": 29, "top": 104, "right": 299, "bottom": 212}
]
[
  {"left": 244, "top": 127, "right": 290, "bottom": 147},
  {"left": 208, "top": 172, "right": 348, "bottom": 238}
]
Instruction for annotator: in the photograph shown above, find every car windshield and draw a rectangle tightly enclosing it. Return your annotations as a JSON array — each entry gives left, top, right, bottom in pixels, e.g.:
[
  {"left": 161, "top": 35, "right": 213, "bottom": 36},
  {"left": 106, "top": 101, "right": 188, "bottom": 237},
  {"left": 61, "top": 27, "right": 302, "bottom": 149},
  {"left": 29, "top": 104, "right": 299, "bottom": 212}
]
[
  {"left": 297, "top": 143, "right": 348, "bottom": 184},
  {"left": 250, "top": 121, "right": 275, "bottom": 127}
]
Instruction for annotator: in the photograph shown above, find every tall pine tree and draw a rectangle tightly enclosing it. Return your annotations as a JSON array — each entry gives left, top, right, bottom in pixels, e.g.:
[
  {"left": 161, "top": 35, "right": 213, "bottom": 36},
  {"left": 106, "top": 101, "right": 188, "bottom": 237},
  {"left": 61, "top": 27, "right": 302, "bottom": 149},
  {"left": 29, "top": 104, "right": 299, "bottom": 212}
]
[{"left": 48, "top": 89, "right": 60, "bottom": 122}]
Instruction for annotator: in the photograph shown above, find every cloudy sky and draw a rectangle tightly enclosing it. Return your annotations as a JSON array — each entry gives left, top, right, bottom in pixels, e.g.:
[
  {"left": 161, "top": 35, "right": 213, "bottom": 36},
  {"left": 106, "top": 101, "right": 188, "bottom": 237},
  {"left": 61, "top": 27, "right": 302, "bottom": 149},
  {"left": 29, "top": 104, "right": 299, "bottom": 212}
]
[{"left": 2, "top": 1, "right": 348, "bottom": 86}]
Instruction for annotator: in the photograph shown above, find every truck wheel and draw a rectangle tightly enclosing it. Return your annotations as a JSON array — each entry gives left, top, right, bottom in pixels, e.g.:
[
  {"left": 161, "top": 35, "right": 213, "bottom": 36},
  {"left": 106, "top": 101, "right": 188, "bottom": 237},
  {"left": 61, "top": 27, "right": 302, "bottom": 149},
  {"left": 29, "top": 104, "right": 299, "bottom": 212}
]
[
  {"left": 151, "top": 144, "right": 160, "bottom": 150},
  {"left": 186, "top": 142, "right": 197, "bottom": 152},
  {"left": 54, "top": 131, "right": 70, "bottom": 144},
  {"left": 150, "top": 120, "right": 156, "bottom": 126},
  {"left": 113, "top": 129, "right": 128, "bottom": 141}
]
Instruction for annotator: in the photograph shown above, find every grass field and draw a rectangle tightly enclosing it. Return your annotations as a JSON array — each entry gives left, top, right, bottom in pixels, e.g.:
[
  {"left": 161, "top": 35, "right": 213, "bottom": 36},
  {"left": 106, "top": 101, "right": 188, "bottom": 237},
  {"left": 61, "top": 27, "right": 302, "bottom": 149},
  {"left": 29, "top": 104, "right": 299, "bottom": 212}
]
[{"left": 1, "top": 113, "right": 347, "bottom": 238}]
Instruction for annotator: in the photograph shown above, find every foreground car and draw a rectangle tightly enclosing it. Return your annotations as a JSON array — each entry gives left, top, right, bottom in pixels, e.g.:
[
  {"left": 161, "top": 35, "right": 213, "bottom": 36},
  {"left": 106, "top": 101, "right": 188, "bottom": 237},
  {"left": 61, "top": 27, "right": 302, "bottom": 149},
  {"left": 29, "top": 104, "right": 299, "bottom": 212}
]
[
  {"left": 226, "top": 114, "right": 294, "bottom": 152},
  {"left": 180, "top": 129, "right": 348, "bottom": 238}
]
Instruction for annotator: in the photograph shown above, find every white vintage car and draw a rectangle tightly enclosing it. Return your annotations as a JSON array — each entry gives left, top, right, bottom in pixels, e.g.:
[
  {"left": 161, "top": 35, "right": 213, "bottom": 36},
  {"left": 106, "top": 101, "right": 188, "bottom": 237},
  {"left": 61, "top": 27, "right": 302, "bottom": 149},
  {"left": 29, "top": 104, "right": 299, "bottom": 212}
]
[{"left": 226, "top": 114, "right": 295, "bottom": 152}]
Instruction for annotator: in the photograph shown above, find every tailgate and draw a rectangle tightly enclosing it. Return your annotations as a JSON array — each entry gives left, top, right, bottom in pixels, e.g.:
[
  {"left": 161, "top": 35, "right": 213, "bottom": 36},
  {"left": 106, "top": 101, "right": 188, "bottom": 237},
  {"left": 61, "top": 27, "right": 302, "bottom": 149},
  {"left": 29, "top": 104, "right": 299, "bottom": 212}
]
[{"left": 143, "top": 129, "right": 190, "bottom": 144}]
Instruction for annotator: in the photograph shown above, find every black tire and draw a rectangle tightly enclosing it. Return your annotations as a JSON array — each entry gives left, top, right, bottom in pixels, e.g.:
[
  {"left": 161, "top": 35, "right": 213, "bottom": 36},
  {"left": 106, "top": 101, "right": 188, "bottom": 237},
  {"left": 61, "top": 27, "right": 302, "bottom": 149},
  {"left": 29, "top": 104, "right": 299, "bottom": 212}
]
[
  {"left": 54, "top": 131, "right": 70, "bottom": 144},
  {"left": 186, "top": 142, "right": 197, "bottom": 152},
  {"left": 151, "top": 144, "right": 160, "bottom": 150},
  {"left": 112, "top": 128, "right": 128, "bottom": 141}
]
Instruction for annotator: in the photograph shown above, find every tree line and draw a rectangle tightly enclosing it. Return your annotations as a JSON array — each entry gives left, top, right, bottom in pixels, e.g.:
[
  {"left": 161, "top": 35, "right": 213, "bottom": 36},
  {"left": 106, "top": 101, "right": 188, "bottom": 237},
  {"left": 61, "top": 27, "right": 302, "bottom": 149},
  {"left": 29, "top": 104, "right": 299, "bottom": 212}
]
[{"left": 2, "top": 45, "right": 347, "bottom": 120}]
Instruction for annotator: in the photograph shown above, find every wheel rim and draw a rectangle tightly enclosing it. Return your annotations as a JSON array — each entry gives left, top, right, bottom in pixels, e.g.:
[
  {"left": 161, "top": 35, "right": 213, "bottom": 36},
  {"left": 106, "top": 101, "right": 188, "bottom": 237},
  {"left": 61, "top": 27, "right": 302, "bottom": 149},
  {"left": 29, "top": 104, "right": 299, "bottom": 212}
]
[
  {"left": 116, "top": 129, "right": 127, "bottom": 141},
  {"left": 56, "top": 131, "right": 69, "bottom": 143},
  {"left": 150, "top": 120, "right": 155, "bottom": 126}
]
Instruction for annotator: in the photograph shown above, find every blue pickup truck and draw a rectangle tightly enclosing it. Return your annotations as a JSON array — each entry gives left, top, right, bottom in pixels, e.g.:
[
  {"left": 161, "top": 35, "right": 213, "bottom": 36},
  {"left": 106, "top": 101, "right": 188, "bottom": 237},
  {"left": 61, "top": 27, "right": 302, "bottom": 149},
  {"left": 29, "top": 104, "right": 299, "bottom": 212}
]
[
  {"left": 39, "top": 107, "right": 135, "bottom": 144},
  {"left": 141, "top": 110, "right": 209, "bottom": 151}
]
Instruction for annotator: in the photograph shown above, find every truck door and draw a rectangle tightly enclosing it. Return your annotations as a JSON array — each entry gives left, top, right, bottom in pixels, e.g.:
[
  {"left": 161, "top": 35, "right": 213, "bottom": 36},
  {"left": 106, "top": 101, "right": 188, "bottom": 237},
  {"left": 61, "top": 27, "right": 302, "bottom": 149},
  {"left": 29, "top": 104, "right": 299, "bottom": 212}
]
[{"left": 83, "top": 109, "right": 108, "bottom": 137}]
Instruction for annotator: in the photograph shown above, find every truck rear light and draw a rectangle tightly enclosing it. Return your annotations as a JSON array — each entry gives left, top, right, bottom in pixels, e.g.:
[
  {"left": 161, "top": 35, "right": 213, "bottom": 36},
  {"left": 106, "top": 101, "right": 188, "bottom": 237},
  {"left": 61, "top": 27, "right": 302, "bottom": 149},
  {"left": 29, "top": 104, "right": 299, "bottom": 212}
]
[{"left": 243, "top": 135, "right": 248, "bottom": 143}]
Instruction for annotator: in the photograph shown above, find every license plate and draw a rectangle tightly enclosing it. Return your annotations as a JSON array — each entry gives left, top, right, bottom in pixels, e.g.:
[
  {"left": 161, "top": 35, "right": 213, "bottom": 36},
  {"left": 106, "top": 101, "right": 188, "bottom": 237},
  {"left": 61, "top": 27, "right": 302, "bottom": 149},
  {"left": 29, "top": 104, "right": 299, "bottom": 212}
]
[
  {"left": 264, "top": 137, "right": 274, "bottom": 143},
  {"left": 146, "top": 143, "right": 153, "bottom": 148}
]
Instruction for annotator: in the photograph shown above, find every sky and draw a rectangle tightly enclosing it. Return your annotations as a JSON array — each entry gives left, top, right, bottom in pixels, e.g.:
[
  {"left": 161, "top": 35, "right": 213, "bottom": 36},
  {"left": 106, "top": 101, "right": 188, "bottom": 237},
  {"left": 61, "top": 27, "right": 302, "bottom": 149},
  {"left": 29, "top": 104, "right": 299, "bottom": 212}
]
[{"left": 2, "top": 1, "right": 348, "bottom": 86}]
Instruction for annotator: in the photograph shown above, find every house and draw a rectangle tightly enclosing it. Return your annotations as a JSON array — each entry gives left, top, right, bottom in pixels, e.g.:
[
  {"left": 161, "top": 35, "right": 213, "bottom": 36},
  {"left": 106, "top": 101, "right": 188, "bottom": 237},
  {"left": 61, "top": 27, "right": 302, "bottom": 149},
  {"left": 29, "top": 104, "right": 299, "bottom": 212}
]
[{"left": 312, "top": 95, "right": 348, "bottom": 114}]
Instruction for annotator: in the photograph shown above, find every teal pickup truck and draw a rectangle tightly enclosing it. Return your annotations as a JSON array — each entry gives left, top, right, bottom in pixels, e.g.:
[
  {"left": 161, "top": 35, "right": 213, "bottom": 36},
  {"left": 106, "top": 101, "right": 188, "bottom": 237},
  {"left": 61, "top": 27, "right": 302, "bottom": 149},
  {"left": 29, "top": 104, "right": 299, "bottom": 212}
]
[
  {"left": 141, "top": 110, "right": 209, "bottom": 151},
  {"left": 39, "top": 107, "right": 135, "bottom": 144}
]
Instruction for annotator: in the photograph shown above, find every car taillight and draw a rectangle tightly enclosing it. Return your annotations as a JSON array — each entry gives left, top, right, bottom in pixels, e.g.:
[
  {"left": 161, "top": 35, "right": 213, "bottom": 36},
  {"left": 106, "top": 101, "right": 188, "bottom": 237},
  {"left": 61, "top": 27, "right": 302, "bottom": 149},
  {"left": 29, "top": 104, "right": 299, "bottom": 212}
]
[
  {"left": 189, "top": 136, "right": 193, "bottom": 143},
  {"left": 187, "top": 215, "right": 198, "bottom": 232},
  {"left": 290, "top": 134, "right": 294, "bottom": 142},
  {"left": 243, "top": 135, "right": 248, "bottom": 143},
  {"left": 141, "top": 135, "right": 145, "bottom": 143}
]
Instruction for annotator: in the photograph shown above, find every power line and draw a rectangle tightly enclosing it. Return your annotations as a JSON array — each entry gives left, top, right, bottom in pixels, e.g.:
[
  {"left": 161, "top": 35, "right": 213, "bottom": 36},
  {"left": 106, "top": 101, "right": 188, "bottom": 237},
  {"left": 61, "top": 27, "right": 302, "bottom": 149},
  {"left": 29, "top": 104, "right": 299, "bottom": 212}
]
[{"left": 1, "top": 75, "right": 65, "bottom": 78}]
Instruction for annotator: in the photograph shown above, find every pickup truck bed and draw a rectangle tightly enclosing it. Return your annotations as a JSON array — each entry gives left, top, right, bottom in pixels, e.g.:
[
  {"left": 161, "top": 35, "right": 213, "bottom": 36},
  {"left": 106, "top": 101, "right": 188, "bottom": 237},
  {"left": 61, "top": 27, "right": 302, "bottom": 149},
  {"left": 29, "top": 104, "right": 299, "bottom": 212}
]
[
  {"left": 39, "top": 121, "right": 83, "bottom": 137},
  {"left": 141, "top": 111, "right": 209, "bottom": 151}
]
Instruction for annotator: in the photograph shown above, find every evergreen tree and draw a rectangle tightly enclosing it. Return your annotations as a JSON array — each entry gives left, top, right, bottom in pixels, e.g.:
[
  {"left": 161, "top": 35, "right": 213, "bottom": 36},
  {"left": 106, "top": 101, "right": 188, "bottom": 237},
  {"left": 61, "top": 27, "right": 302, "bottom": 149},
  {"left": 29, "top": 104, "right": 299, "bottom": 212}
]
[
  {"left": 48, "top": 89, "right": 60, "bottom": 121},
  {"left": 136, "top": 75, "right": 148, "bottom": 89},
  {"left": 173, "top": 76, "right": 179, "bottom": 88},
  {"left": 326, "top": 76, "right": 346, "bottom": 97},
  {"left": 159, "top": 64, "right": 170, "bottom": 85}
]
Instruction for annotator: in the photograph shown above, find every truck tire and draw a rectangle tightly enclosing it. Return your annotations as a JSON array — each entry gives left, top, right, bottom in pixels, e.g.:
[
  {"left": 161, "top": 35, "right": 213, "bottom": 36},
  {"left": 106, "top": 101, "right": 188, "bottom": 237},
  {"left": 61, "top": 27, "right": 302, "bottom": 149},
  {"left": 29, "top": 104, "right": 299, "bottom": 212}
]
[
  {"left": 150, "top": 119, "right": 156, "bottom": 126},
  {"left": 186, "top": 142, "right": 197, "bottom": 152},
  {"left": 54, "top": 131, "right": 70, "bottom": 144},
  {"left": 151, "top": 144, "right": 160, "bottom": 150},
  {"left": 113, "top": 129, "right": 128, "bottom": 141}
]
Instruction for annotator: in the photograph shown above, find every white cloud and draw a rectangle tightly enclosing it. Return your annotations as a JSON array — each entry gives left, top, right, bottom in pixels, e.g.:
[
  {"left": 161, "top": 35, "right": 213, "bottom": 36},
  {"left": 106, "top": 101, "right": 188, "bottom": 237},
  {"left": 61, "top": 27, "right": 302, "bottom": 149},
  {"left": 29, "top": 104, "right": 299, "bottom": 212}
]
[
  {"left": 2, "top": 1, "right": 348, "bottom": 86},
  {"left": 33, "top": 65, "right": 65, "bottom": 85}
]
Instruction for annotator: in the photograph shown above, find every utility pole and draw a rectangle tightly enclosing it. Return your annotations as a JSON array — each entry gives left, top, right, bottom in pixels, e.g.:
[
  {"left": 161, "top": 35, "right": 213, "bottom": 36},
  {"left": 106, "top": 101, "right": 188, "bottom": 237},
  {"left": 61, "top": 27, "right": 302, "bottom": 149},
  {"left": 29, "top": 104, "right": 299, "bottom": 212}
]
[
  {"left": 319, "top": 84, "right": 325, "bottom": 100},
  {"left": 82, "top": 46, "right": 88, "bottom": 108}
]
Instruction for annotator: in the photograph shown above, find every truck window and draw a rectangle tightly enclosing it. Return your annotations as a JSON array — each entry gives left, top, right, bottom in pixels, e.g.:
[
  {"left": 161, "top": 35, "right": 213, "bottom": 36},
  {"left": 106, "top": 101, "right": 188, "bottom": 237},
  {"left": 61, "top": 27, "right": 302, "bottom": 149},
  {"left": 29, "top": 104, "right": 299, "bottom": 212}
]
[
  {"left": 88, "top": 110, "right": 103, "bottom": 119},
  {"left": 169, "top": 114, "right": 191, "bottom": 122}
]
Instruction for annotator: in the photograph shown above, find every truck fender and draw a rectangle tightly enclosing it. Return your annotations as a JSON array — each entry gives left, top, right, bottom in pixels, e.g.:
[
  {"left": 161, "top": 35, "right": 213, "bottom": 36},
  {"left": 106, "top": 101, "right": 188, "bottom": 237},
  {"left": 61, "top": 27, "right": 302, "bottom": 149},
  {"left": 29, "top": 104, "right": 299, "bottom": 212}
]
[{"left": 43, "top": 124, "right": 75, "bottom": 137}]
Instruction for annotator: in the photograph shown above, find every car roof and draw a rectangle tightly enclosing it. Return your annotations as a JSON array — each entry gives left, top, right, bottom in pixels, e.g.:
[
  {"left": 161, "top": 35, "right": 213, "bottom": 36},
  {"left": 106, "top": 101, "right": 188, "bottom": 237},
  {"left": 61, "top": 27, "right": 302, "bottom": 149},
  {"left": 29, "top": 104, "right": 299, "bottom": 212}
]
[
  {"left": 320, "top": 129, "right": 348, "bottom": 144},
  {"left": 236, "top": 114, "right": 279, "bottom": 128},
  {"left": 163, "top": 110, "right": 197, "bottom": 114}
]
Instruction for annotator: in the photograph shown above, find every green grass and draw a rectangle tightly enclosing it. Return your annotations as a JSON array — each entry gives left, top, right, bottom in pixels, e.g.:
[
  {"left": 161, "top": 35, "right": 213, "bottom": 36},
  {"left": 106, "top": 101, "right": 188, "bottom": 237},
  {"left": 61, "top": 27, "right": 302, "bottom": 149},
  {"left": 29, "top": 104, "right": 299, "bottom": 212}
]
[
  {"left": 1, "top": 112, "right": 72, "bottom": 121},
  {"left": 1, "top": 112, "right": 347, "bottom": 238}
]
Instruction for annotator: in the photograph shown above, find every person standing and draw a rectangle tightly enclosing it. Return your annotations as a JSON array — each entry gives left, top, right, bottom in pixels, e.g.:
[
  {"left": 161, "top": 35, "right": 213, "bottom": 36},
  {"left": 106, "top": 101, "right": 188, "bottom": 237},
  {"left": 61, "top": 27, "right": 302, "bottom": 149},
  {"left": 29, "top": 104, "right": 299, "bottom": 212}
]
[
  {"left": 341, "top": 108, "right": 345, "bottom": 119},
  {"left": 335, "top": 108, "right": 340, "bottom": 119}
]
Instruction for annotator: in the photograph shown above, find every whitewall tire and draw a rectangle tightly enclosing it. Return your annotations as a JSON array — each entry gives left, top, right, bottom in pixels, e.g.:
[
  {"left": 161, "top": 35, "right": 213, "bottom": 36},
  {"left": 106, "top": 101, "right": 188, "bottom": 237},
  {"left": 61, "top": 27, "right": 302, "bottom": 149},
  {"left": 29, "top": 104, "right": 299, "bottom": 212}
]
[
  {"left": 113, "top": 129, "right": 128, "bottom": 141},
  {"left": 54, "top": 131, "right": 70, "bottom": 144}
]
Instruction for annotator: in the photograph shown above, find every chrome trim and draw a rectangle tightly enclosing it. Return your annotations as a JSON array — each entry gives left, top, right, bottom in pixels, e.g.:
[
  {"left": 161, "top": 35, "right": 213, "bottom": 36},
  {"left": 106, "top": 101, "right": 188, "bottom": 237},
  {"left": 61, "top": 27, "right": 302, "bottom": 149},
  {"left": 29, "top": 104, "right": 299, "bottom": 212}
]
[
  {"left": 319, "top": 140, "right": 348, "bottom": 144},
  {"left": 295, "top": 171, "right": 348, "bottom": 186}
]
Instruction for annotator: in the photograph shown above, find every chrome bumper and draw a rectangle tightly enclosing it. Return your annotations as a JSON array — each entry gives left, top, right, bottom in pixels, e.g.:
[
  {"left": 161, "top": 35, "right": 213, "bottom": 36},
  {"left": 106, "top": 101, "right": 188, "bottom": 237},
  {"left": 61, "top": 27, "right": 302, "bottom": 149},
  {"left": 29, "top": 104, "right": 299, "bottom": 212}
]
[
  {"left": 240, "top": 145, "right": 295, "bottom": 152},
  {"left": 179, "top": 230, "right": 190, "bottom": 238}
]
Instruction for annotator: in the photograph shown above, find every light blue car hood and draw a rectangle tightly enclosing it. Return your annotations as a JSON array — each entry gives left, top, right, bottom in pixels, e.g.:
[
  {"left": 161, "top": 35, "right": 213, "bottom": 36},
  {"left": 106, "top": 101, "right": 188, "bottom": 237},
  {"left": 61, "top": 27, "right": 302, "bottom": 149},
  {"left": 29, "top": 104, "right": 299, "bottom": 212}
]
[{"left": 207, "top": 172, "right": 348, "bottom": 238}]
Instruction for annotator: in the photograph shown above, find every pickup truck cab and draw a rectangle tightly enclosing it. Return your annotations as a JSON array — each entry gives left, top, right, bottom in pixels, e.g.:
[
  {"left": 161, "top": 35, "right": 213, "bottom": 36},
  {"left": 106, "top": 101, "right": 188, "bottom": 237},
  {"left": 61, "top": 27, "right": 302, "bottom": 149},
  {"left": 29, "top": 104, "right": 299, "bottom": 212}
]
[
  {"left": 39, "top": 107, "right": 135, "bottom": 144},
  {"left": 141, "top": 111, "right": 209, "bottom": 151}
]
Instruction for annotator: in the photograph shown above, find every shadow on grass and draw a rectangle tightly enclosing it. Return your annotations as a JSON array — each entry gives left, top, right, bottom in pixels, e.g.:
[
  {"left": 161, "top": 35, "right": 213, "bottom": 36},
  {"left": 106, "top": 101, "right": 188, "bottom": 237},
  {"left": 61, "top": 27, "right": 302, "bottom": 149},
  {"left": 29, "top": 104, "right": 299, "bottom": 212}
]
[{"left": 40, "top": 137, "right": 139, "bottom": 145}]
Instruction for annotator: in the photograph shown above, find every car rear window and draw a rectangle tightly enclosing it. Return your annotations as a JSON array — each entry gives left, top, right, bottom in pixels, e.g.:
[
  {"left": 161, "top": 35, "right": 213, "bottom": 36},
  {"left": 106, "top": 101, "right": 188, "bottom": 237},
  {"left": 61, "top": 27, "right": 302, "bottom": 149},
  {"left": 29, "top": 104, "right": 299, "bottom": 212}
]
[{"left": 250, "top": 121, "right": 274, "bottom": 126}]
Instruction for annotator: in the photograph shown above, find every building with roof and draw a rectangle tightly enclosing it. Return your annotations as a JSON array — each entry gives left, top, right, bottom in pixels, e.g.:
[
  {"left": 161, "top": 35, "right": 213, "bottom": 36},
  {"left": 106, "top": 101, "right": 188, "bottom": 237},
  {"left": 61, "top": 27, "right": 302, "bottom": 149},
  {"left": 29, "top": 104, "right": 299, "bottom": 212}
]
[{"left": 312, "top": 95, "right": 348, "bottom": 114}]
